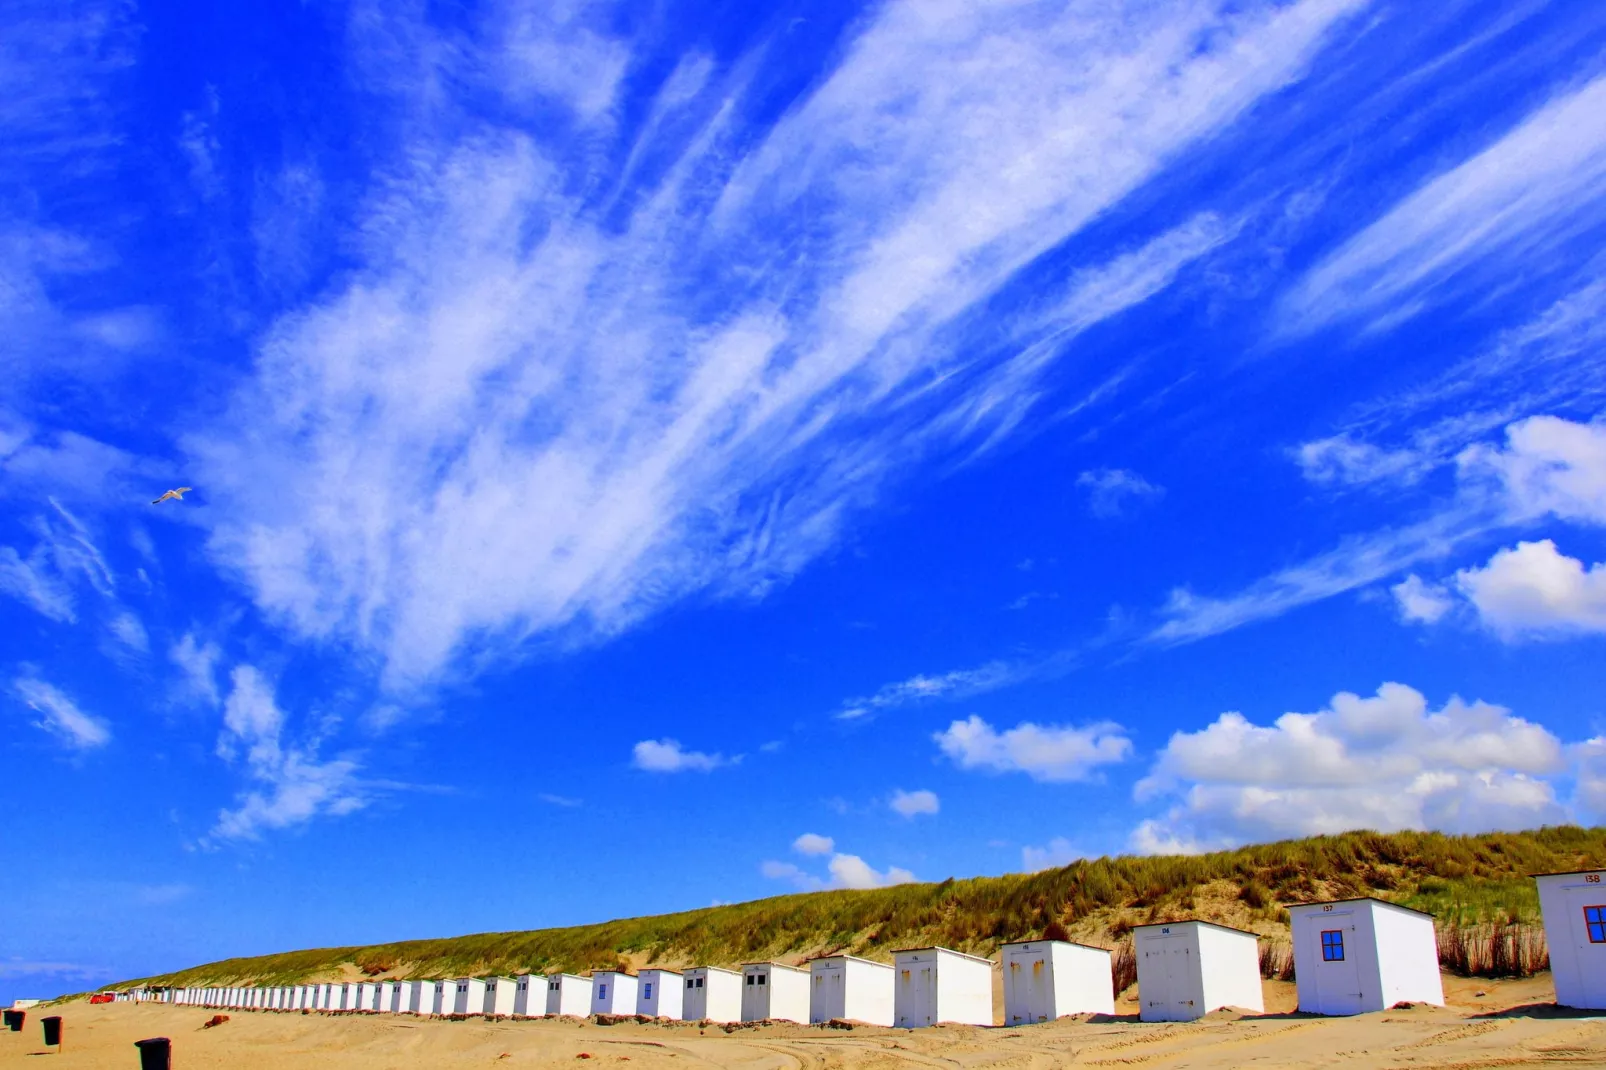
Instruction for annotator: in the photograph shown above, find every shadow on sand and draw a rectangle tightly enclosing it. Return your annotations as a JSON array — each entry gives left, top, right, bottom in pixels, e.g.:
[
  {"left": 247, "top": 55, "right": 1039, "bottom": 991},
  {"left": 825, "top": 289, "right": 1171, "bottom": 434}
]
[{"left": 1470, "top": 1003, "right": 1606, "bottom": 1021}]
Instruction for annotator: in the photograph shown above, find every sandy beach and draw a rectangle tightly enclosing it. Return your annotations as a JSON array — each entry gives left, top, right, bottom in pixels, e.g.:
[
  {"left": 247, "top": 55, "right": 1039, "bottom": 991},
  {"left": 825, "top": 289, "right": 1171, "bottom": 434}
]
[{"left": 6, "top": 973, "right": 1602, "bottom": 1069}]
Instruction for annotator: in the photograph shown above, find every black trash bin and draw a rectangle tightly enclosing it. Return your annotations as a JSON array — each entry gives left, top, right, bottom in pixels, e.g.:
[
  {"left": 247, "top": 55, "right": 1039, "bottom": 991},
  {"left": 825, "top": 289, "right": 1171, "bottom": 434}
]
[
  {"left": 135, "top": 1036, "right": 171, "bottom": 1070},
  {"left": 4, "top": 1009, "right": 22, "bottom": 1031},
  {"left": 41, "top": 1016, "right": 61, "bottom": 1047}
]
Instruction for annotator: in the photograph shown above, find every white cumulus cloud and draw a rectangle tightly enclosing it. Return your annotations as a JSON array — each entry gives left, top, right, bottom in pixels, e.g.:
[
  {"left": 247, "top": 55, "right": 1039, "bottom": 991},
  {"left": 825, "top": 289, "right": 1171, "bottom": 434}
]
[
  {"left": 1133, "top": 682, "right": 1569, "bottom": 851},
  {"left": 828, "top": 853, "right": 916, "bottom": 890},
  {"left": 889, "top": 788, "right": 939, "bottom": 818},
  {"left": 630, "top": 738, "right": 732, "bottom": 773},
  {"left": 1455, "top": 539, "right": 1606, "bottom": 638},
  {"left": 792, "top": 832, "right": 834, "bottom": 856},
  {"left": 1021, "top": 836, "right": 1083, "bottom": 872},
  {"left": 934, "top": 715, "right": 1131, "bottom": 782},
  {"left": 1392, "top": 573, "right": 1454, "bottom": 624}
]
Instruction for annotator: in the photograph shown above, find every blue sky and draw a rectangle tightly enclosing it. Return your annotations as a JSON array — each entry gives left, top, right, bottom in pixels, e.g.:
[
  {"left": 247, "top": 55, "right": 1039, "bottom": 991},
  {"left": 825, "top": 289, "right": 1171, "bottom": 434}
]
[{"left": 4, "top": 0, "right": 1606, "bottom": 1003}]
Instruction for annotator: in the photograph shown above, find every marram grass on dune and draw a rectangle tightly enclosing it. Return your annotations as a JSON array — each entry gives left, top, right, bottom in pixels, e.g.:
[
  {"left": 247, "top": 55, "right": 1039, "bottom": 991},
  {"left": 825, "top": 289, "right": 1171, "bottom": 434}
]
[{"left": 119, "top": 826, "right": 1604, "bottom": 989}]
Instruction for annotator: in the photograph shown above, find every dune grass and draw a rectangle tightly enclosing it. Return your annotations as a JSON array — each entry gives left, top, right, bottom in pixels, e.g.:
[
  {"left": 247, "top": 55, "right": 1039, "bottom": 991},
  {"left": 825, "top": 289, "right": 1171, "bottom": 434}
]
[{"left": 118, "top": 825, "right": 1605, "bottom": 988}]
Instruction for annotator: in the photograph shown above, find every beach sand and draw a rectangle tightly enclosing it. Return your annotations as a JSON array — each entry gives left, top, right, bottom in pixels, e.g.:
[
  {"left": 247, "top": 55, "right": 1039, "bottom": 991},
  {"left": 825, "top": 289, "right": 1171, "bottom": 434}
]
[{"left": 5, "top": 973, "right": 1602, "bottom": 1068}]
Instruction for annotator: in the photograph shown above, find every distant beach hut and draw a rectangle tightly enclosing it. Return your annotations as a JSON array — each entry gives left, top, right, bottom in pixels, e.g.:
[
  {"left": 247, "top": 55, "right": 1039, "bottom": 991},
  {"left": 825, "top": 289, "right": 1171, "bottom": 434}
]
[
  {"left": 809, "top": 955, "right": 894, "bottom": 1026},
  {"left": 590, "top": 971, "right": 638, "bottom": 1016},
  {"left": 740, "top": 962, "right": 809, "bottom": 1024},
  {"left": 342, "top": 982, "right": 361, "bottom": 1011},
  {"left": 1536, "top": 869, "right": 1606, "bottom": 1009},
  {"left": 682, "top": 967, "right": 741, "bottom": 1023},
  {"left": 1134, "top": 921, "right": 1263, "bottom": 1022},
  {"left": 1288, "top": 898, "right": 1443, "bottom": 1015},
  {"left": 892, "top": 947, "right": 993, "bottom": 1027},
  {"left": 376, "top": 981, "right": 395, "bottom": 1013},
  {"left": 402, "top": 980, "right": 430, "bottom": 1014},
  {"left": 1001, "top": 940, "right": 1114, "bottom": 1023},
  {"left": 452, "top": 978, "right": 487, "bottom": 1016},
  {"left": 636, "top": 969, "right": 683, "bottom": 1019},
  {"left": 432, "top": 980, "right": 453, "bottom": 1015},
  {"left": 357, "top": 982, "right": 381, "bottom": 1011},
  {"left": 546, "top": 974, "right": 593, "bottom": 1017},
  {"left": 513, "top": 975, "right": 543, "bottom": 1016},
  {"left": 482, "top": 977, "right": 517, "bottom": 1016}
]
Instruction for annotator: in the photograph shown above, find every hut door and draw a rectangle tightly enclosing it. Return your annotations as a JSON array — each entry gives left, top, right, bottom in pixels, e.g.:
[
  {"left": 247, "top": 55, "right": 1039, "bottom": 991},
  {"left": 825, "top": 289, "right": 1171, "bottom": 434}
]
[
  {"left": 1563, "top": 884, "right": 1606, "bottom": 1008},
  {"left": 1313, "top": 910, "right": 1363, "bottom": 1015}
]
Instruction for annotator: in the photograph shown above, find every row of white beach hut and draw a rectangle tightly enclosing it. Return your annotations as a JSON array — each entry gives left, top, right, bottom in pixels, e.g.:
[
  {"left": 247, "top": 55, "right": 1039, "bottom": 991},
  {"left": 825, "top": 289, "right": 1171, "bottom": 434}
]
[{"left": 112, "top": 874, "right": 1606, "bottom": 1023}]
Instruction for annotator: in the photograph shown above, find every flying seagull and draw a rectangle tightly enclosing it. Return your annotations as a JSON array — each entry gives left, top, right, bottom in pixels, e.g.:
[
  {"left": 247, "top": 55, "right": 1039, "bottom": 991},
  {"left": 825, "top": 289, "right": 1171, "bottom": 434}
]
[{"left": 152, "top": 487, "right": 193, "bottom": 505}]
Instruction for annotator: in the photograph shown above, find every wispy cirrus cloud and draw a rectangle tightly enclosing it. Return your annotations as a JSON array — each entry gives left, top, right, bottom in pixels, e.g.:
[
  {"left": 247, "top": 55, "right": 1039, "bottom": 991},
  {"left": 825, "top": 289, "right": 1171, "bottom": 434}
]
[
  {"left": 207, "top": 665, "right": 367, "bottom": 842},
  {"left": 192, "top": 0, "right": 1366, "bottom": 692},
  {"left": 1281, "top": 72, "right": 1606, "bottom": 335},
  {"left": 14, "top": 675, "right": 110, "bottom": 749}
]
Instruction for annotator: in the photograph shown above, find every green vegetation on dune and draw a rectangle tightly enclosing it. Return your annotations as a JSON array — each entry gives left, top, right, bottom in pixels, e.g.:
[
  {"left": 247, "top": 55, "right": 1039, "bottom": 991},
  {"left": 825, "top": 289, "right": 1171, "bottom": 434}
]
[{"left": 121, "top": 825, "right": 1606, "bottom": 988}]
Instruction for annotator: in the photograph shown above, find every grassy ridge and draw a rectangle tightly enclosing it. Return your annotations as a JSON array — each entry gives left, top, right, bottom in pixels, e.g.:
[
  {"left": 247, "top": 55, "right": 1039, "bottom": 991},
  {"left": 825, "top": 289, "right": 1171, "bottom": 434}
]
[{"left": 121, "top": 825, "right": 1606, "bottom": 987}]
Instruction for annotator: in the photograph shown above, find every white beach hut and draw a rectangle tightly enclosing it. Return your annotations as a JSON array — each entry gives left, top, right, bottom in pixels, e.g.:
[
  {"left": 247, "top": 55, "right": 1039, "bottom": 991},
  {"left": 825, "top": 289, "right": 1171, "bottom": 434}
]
[
  {"left": 741, "top": 962, "right": 810, "bottom": 1023},
  {"left": 637, "top": 969, "right": 683, "bottom": 1019},
  {"left": 432, "top": 980, "right": 454, "bottom": 1015},
  {"left": 682, "top": 967, "right": 742, "bottom": 1023},
  {"left": 1537, "top": 869, "right": 1606, "bottom": 1009},
  {"left": 375, "top": 981, "right": 394, "bottom": 1013},
  {"left": 809, "top": 955, "right": 894, "bottom": 1026},
  {"left": 360, "top": 982, "right": 383, "bottom": 1011},
  {"left": 513, "top": 975, "right": 542, "bottom": 1016},
  {"left": 892, "top": 947, "right": 994, "bottom": 1027},
  {"left": 546, "top": 974, "right": 594, "bottom": 1017},
  {"left": 453, "top": 978, "right": 487, "bottom": 1016},
  {"left": 1288, "top": 898, "right": 1443, "bottom": 1015},
  {"left": 590, "top": 971, "right": 639, "bottom": 1016},
  {"left": 1134, "top": 921, "right": 1263, "bottom": 1022},
  {"left": 483, "top": 977, "right": 517, "bottom": 1017},
  {"left": 319, "top": 983, "right": 337, "bottom": 1010},
  {"left": 1001, "top": 940, "right": 1115, "bottom": 1023}
]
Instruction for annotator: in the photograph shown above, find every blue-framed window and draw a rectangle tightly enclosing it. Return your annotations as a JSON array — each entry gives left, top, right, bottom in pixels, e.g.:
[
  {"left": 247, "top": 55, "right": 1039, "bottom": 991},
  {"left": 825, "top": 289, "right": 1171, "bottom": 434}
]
[
  {"left": 1586, "top": 906, "right": 1606, "bottom": 943},
  {"left": 1321, "top": 929, "right": 1345, "bottom": 962},
  {"left": 644, "top": 983, "right": 653, "bottom": 999}
]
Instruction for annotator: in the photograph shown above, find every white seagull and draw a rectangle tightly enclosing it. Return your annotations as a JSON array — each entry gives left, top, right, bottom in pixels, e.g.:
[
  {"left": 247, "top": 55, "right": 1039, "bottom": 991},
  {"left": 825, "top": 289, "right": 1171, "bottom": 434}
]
[{"left": 152, "top": 487, "right": 193, "bottom": 505}]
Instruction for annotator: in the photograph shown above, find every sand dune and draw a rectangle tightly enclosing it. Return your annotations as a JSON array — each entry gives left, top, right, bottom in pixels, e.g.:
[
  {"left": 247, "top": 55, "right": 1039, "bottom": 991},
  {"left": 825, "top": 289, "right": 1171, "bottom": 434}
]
[{"left": 5, "top": 973, "right": 1602, "bottom": 1068}]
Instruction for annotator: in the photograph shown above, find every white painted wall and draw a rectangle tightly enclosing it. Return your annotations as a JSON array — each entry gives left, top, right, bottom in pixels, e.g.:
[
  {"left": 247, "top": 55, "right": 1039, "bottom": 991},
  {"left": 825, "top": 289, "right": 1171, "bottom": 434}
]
[
  {"left": 1290, "top": 899, "right": 1442, "bottom": 1015},
  {"left": 637, "top": 969, "right": 683, "bottom": 1019},
  {"left": 1135, "top": 921, "right": 1262, "bottom": 1022},
  {"left": 452, "top": 978, "right": 487, "bottom": 1015},
  {"left": 432, "top": 980, "right": 453, "bottom": 1015},
  {"left": 546, "top": 974, "right": 593, "bottom": 1017},
  {"left": 893, "top": 947, "right": 993, "bottom": 1027},
  {"left": 741, "top": 963, "right": 810, "bottom": 1023},
  {"left": 682, "top": 967, "right": 742, "bottom": 1022},
  {"left": 1538, "top": 870, "right": 1606, "bottom": 1010},
  {"left": 590, "top": 972, "right": 638, "bottom": 1016},
  {"left": 809, "top": 956, "right": 894, "bottom": 1026},
  {"left": 483, "top": 977, "right": 518, "bottom": 1016},
  {"left": 1002, "top": 941, "right": 1114, "bottom": 1023}
]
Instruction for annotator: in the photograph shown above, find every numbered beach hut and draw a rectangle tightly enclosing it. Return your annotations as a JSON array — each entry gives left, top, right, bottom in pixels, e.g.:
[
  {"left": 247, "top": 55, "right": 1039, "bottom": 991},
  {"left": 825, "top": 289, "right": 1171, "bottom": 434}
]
[
  {"left": 1001, "top": 940, "right": 1115, "bottom": 1023},
  {"left": 1288, "top": 898, "right": 1443, "bottom": 1015},
  {"left": 637, "top": 969, "right": 683, "bottom": 1019},
  {"left": 741, "top": 962, "right": 810, "bottom": 1023},
  {"left": 809, "top": 955, "right": 894, "bottom": 1026},
  {"left": 893, "top": 947, "right": 994, "bottom": 1027},
  {"left": 591, "top": 971, "right": 638, "bottom": 1016},
  {"left": 682, "top": 967, "right": 742, "bottom": 1023},
  {"left": 1134, "top": 921, "right": 1263, "bottom": 1022},
  {"left": 1537, "top": 869, "right": 1606, "bottom": 1009},
  {"left": 546, "top": 974, "right": 593, "bottom": 1017},
  {"left": 452, "top": 978, "right": 487, "bottom": 1015},
  {"left": 483, "top": 977, "right": 517, "bottom": 1016}
]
